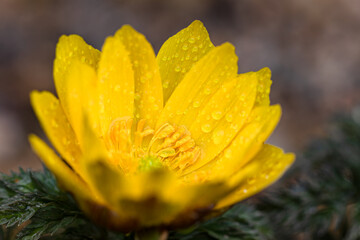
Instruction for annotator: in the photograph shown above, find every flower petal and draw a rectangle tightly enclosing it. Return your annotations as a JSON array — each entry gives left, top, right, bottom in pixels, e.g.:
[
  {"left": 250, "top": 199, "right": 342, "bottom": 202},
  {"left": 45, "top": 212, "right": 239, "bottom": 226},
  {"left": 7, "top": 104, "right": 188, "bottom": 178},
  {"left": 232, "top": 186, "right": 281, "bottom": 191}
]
[
  {"left": 214, "top": 144, "right": 295, "bottom": 209},
  {"left": 54, "top": 35, "right": 100, "bottom": 119},
  {"left": 30, "top": 91, "right": 83, "bottom": 175},
  {"left": 62, "top": 61, "right": 100, "bottom": 146},
  {"left": 156, "top": 43, "right": 238, "bottom": 129},
  {"left": 84, "top": 157, "right": 230, "bottom": 227},
  {"left": 181, "top": 73, "right": 258, "bottom": 175},
  {"left": 28, "top": 134, "right": 92, "bottom": 201},
  {"left": 183, "top": 105, "right": 282, "bottom": 181},
  {"left": 97, "top": 36, "right": 135, "bottom": 135},
  {"left": 157, "top": 20, "right": 214, "bottom": 103},
  {"left": 254, "top": 67, "right": 272, "bottom": 106},
  {"left": 115, "top": 25, "right": 163, "bottom": 128}
]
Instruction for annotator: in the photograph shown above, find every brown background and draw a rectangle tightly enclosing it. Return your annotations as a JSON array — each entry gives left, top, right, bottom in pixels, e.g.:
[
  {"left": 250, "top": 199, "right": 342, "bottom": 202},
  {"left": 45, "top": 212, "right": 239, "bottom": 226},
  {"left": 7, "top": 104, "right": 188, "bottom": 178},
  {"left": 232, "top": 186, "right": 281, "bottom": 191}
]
[{"left": 0, "top": 0, "right": 359, "bottom": 172}]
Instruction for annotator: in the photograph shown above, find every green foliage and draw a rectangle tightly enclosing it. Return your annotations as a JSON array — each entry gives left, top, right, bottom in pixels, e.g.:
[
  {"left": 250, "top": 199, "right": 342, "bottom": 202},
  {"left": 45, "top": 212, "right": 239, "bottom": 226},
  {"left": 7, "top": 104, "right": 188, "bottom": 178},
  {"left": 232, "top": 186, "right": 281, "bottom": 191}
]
[
  {"left": 1, "top": 108, "right": 360, "bottom": 239},
  {"left": 257, "top": 113, "right": 360, "bottom": 239},
  {"left": 0, "top": 168, "right": 127, "bottom": 240},
  {"left": 169, "top": 205, "right": 273, "bottom": 240}
]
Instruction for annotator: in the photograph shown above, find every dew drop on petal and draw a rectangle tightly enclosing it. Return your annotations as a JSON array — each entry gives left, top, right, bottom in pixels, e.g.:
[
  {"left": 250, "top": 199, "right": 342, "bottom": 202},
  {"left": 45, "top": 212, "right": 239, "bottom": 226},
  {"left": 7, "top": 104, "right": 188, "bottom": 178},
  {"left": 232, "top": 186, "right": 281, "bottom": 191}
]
[
  {"left": 192, "top": 100, "right": 200, "bottom": 108},
  {"left": 51, "top": 119, "right": 58, "bottom": 128},
  {"left": 211, "top": 111, "right": 222, "bottom": 120},
  {"left": 174, "top": 65, "right": 181, "bottom": 72},
  {"left": 212, "top": 130, "right": 225, "bottom": 144},
  {"left": 204, "top": 88, "right": 211, "bottom": 95},
  {"left": 247, "top": 176, "right": 255, "bottom": 184},
  {"left": 224, "top": 149, "right": 232, "bottom": 158},
  {"left": 225, "top": 113, "right": 233, "bottom": 122},
  {"left": 188, "top": 37, "right": 195, "bottom": 43},
  {"left": 201, "top": 124, "right": 212, "bottom": 133}
]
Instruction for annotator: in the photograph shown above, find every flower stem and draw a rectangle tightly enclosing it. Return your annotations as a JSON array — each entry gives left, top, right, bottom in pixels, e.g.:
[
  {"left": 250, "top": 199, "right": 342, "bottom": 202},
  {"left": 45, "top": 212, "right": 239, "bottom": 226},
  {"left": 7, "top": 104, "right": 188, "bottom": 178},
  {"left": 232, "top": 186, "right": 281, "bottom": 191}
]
[{"left": 135, "top": 229, "right": 168, "bottom": 240}]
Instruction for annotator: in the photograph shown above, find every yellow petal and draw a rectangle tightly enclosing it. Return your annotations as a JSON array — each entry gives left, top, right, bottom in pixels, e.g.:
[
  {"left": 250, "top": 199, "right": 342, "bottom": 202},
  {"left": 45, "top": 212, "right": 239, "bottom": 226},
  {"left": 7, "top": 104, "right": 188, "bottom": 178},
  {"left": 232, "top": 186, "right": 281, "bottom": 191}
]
[
  {"left": 62, "top": 61, "right": 99, "bottom": 146},
  {"left": 30, "top": 91, "right": 83, "bottom": 175},
  {"left": 181, "top": 73, "right": 258, "bottom": 175},
  {"left": 156, "top": 43, "right": 238, "bottom": 129},
  {"left": 115, "top": 25, "right": 163, "bottom": 128},
  {"left": 215, "top": 144, "right": 295, "bottom": 209},
  {"left": 157, "top": 20, "right": 214, "bottom": 103},
  {"left": 84, "top": 156, "right": 230, "bottom": 226},
  {"left": 28, "top": 134, "right": 92, "bottom": 201},
  {"left": 255, "top": 67, "right": 272, "bottom": 106},
  {"left": 183, "top": 105, "right": 282, "bottom": 181},
  {"left": 97, "top": 36, "right": 135, "bottom": 135},
  {"left": 54, "top": 35, "right": 100, "bottom": 118}
]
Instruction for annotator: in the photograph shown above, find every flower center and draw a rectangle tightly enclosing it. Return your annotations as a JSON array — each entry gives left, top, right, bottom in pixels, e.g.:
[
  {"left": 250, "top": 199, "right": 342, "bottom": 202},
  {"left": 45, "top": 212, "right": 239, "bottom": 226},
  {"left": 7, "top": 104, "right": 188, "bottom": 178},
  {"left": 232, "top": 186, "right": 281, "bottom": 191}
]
[{"left": 105, "top": 117, "right": 201, "bottom": 174}]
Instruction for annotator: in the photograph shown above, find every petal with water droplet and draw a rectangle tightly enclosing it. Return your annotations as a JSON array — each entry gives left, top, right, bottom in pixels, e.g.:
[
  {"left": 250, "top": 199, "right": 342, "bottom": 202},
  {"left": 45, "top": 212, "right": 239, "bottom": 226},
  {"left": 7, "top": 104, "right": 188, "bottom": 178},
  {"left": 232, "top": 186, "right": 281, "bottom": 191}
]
[
  {"left": 254, "top": 67, "right": 272, "bottom": 106},
  {"left": 97, "top": 36, "right": 135, "bottom": 135},
  {"left": 115, "top": 25, "right": 163, "bottom": 128},
  {"left": 156, "top": 43, "right": 238, "bottom": 129},
  {"left": 183, "top": 105, "right": 282, "bottom": 180},
  {"left": 62, "top": 61, "right": 100, "bottom": 146},
  {"left": 157, "top": 20, "right": 214, "bottom": 103},
  {"left": 215, "top": 144, "right": 295, "bottom": 209},
  {"left": 28, "top": 134, "right": 94, "bottom": 202},
  {"left": 54, "top": 35, "right": 100, "bottom": 118},
  {"left": 30, "top": 91, "right": 83, "bottom": 176},
  {"left": 182, "top": 74, "right": 258, "bottom": 175}
]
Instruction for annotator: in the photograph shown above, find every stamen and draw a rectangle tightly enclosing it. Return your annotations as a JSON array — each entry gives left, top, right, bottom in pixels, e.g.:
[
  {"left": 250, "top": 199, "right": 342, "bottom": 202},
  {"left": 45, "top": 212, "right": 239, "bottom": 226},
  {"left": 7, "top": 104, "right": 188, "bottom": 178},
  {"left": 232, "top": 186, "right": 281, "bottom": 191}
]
[{"left": 105, "top": 118, "right": 201, "bottom": 174}]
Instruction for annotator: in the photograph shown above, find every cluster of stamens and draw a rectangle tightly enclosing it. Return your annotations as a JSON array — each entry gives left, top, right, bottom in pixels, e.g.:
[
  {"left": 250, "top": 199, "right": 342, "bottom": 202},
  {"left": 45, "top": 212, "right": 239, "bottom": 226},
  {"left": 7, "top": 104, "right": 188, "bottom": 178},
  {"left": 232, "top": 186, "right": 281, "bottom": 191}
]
[{"left": 105, "top": 117, "right": 201, "bottom": 174}]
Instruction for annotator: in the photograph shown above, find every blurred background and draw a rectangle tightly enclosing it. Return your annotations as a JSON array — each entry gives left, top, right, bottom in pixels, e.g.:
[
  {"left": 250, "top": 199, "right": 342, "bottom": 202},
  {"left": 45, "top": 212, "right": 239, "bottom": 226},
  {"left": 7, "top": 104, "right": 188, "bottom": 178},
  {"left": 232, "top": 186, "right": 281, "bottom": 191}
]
[{"left": 0, "top": 0, "right": 359, "bottom": 172}]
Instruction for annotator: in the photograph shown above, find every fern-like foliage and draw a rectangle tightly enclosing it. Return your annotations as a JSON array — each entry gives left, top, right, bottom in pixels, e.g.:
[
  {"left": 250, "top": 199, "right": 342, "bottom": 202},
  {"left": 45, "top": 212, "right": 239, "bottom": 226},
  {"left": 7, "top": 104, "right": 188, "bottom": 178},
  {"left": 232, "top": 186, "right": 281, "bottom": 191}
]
[{"left": 257, "top": 113, "right": 360, "bottom": 240}]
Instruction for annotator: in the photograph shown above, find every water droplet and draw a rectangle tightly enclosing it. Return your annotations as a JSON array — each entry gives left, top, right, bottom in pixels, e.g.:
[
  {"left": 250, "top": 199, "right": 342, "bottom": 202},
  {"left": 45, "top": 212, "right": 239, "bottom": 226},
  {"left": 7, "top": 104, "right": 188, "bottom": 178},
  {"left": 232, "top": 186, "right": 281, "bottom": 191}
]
[
  {"left": 225, "top": 113, "right": 233, "bottom": 122},
  {"left": 211, "top": 111, "right": 222, "bottom": 120},
  {"left": 201, "top": 124, "right": 211, "bottom": 133},
  {"left": 212, "top": 130, "right": 225, "bottom": 144},
  {"left": 174, "top": 65, "right": 181, "bottom": 72},
  {"left": 224, "top": 149, "right": 232, "bottom": 158},
  {"left": 204, "top": 88, "right": 211, "bottom": 95},
  {"left": 62, "top": 137, "right": 70, "bottom": 145},
  {"left": 192, "top": 46, "right": 198, "bottom": 52},
  {"left": 163, "top": 81, "right": 169, "bottom": 89},
  {"left": 114, "top": 84, "right": 121, "bottom": 92},
  {"left": 51, "top": 119, "right": 58, "bottom": 128},
  {"left": 162, "top": 56, "right": 167, "bottom": 61},
  {"left": 188, "top": 37, "right": 195, "bottom": 43},
  {"left": 192, "top": 101, "right": 200, "bottom": 108},
  {"left": 182, "top": 44, "right": 189, "bottom": 50},
  {"left": 247, "top": 177, "right": 255, "bottom": 184}
]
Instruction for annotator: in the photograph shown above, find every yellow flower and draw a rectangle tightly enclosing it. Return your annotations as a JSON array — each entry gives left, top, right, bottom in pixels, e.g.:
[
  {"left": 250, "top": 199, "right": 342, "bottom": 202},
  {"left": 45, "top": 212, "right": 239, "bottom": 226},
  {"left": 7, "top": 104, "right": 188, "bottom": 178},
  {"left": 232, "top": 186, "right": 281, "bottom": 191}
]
[{"left": 29, "top": 20, "right": 294, "bottom": 232}]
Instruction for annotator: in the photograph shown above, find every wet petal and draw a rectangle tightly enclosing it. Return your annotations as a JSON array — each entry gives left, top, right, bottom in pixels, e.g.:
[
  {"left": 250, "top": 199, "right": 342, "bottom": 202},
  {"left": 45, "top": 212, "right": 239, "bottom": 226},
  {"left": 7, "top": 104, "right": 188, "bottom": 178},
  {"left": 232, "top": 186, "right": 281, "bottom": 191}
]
[
  {"left": 30, "top": 91, "right": 83, "bottom": 175},
  {"left": 62, "top": 61, "right": 100, "bottom": 146},
  {"left": 97, "top": 36, "right": 135, "bottom": 135},
  {"left": 28, "top": 134, "right": 92, "bottom": 201},
  {"left": 215, "top": 144, "right": 295, "bottom": 209},
  {"left": 183, "top": 105, "right": 282, "bottom": 181},
  {"left": 181, "top": 73, "right": 258, "bottom": 175},
  {"left": 255, "top": 67, "right": 272, "bottom": 106},
  {"left": 156, "top": 43, "right": 238, "bottom": 129},
  {"left": 157, "top": 20, "right": 214, "bottom": 103},
  {"left": 115, "top": 25, "right": 163, "bottom": 128},
  {"left": 54, "top": 35, "right": 100, "bottom": 118}
]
